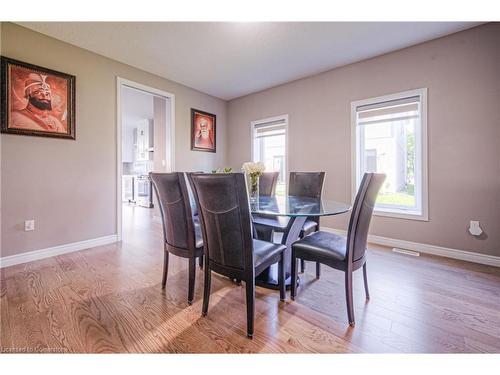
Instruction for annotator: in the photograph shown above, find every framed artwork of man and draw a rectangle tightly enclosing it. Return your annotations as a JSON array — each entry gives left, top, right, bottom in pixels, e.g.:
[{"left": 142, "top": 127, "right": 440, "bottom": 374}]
[
  {"left": 191, "top": 108, "right": 216, "bottom": 153},
  {"left": 1, "top": 56, "right": 76, "bottom": 140}
]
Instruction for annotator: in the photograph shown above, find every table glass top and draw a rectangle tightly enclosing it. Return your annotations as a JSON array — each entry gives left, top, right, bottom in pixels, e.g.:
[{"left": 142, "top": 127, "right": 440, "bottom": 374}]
[{"left": 250, "top": 195, "right": 351, "bottom": 217}]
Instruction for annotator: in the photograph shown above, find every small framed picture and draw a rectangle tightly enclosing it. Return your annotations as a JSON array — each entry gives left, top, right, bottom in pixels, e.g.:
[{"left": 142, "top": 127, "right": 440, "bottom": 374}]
[
  {"left": 191, "top": 108, "right": 216, "bottom": 153},
  {"left": 1, "top": 56, "right": 76, "bottom": 139}
]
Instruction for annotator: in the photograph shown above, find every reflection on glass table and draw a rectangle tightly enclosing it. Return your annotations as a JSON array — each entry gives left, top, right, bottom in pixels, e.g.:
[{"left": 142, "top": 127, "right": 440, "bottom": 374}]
[{"left": 250, "top": 195, "right": 351, "bottom": 290}]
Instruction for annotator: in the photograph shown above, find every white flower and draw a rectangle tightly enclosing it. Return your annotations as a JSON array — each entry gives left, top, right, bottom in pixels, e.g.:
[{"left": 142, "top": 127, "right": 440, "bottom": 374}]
[{"left": 241, "top": 161, "right": 265, "bottom": 175}]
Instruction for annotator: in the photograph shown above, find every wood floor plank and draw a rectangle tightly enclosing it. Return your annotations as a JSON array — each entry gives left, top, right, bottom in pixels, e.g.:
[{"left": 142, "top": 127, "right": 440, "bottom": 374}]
[
  {"left": 0, "top": 275, "right": 13, "bottom": 351},
  {"left": 1, "top": 204, "right": 499, "bottom": 353}
]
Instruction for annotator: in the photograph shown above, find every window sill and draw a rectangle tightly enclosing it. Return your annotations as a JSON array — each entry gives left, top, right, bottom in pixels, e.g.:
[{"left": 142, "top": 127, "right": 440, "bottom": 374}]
[{"left": 373, "top": 208, "right": 428, "bottom": 222}]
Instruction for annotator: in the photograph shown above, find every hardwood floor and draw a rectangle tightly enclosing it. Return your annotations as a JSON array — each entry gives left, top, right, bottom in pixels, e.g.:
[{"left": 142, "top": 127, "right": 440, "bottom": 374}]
[{"left": 1, "top": 205, "right": 500, "bottom": 353}]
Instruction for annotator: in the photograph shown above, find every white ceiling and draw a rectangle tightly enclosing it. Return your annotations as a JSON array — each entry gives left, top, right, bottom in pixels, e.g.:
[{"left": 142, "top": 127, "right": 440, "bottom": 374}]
[{"left": 19, "top": 22, "right": 481, "bottom": 100}]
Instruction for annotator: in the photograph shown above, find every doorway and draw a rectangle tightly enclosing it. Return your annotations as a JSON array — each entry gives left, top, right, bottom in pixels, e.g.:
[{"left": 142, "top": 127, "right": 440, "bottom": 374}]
[{"left": 116, "top": 78, "right": 175, "bottom": 240}]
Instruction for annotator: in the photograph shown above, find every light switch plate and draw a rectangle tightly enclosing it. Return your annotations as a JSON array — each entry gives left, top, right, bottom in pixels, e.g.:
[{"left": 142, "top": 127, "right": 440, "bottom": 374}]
[
  {"left": 469, "top": 220, "right": 482, "bottom": 236},
  {"left": 25, "top": 220, "right": 35, "bottom": 231}
]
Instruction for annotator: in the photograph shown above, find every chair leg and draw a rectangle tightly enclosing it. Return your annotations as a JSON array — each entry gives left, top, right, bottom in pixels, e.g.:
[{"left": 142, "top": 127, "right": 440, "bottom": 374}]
[
  {"left": 201, "top": 265, "right": 211, "bottom": 317},
  {"left": 315, "top": 262, "right": 321, "bottom": 279},
  {"left": 363, "top": 263, "right": 370, "bottom": 300},
  {"left": 187, "top": 257, "right": 196, "bottom": 305},
  {"left": 291, "top": 251, "right": 298, "bottom": 300},
  {"left": 198, "top": 254, "right": 203, "bottom": 269},
  {"left": 245, "top": 280, "right": 255, "bottom": 339},
  {"left": 278, "top": 252, "right": 286, "bottom": 302},
  {"left": 345, "top": 271, "right": 355, "bottom": 327},
  {"left": 300, "top": 259, "right": 305, "bottom": 273},
  {"left": 161, "top": 251, "right": 169, "bottom": 289}
]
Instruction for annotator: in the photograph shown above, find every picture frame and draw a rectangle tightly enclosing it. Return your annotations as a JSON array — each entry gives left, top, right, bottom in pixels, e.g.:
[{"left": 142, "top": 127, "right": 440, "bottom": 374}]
[
  {"left": 1, "top": 56, "right": 76, "bottom": 140},
  {"left": 191, "top": 108, "right": 216, "bottom": 153}
]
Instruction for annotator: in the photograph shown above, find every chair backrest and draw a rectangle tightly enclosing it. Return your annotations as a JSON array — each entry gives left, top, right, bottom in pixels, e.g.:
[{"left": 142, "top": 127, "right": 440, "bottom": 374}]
[
  {"left": 259, "top": 172, "right": 280, "bottom": 196},
  {"left": 150, "top": 172, "right": 196, "bottom": 251},
  {"left": 186, "top": 171, "right": 204, "bottom": 216},
  {"left": 289, "top": 172, "right": 325, "bottom": 198},
  {"left": 189, "top": 173, "right": 254, "bottom": 272},
  {"left": 346, "top": 173, "right": 386, "bottom": 262}
]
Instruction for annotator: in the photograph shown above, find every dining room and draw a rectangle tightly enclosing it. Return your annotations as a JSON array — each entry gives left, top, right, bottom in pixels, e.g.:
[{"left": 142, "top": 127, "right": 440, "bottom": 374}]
[{"left": 1, "top": 3, "right": 500, "bottom": 371}]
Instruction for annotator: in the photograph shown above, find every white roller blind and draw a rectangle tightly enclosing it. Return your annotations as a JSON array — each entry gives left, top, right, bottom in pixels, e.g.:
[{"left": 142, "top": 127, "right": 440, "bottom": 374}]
[
  {"left": 254, "top": 118, "right": 286, "bottom": 138},
  {"left": 356, "top": 95, "right": 420, "bottom": 126}
]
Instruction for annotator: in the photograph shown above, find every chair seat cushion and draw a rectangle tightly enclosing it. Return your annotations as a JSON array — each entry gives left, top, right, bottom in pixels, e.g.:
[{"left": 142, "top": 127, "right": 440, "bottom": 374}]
[
  {"left": 292, "top": 231, "right": 347, "bottom": 266},
  {"left": 253, "top": 239, "right": 286, "bottom": 271},
  {"left": 193, "top": 217, "right": 203, "bottom": 248},
  {"left": 252, "top": 215, "right": 290, "bottom": 231}
]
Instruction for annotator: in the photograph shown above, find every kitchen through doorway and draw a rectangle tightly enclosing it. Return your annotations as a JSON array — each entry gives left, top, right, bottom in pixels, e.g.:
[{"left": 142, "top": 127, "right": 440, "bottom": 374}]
[{"left": 117, "top": 78, "right": 175, "bottom": 239}]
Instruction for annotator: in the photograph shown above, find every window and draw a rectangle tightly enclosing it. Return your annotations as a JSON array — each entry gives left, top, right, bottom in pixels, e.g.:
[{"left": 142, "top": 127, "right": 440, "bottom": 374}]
[
  {"left": 352, "top": 89, "right": 428, "bottom": 220},
  {"left": 251, "top": 115, "right": 288, "bottom": 196}
]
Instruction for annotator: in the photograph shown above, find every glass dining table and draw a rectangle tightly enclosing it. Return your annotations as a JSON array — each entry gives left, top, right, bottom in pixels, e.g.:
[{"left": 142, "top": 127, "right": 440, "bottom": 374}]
[{"left": 251, "top": 195, "right": 351, "bottom": 290}]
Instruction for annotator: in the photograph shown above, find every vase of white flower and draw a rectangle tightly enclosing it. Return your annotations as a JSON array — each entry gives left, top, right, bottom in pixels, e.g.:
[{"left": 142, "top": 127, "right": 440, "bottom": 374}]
[{"left": 242, "top": 162, "right": 265, "bottom": 203}]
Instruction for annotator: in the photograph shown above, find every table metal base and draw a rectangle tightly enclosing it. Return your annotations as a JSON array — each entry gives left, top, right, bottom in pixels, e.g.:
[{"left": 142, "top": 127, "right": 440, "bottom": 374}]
[
  {"left": 255, "top": 264, "right": 299, "bottom": 290},
  {"left": 254, "top": 215, "right": 307, "bottom": 291}
]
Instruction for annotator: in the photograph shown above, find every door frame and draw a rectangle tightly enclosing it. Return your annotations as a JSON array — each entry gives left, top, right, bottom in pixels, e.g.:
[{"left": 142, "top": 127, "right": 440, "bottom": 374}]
[{"left": 116, "top": 77, "right": 175, "bottom": 240}]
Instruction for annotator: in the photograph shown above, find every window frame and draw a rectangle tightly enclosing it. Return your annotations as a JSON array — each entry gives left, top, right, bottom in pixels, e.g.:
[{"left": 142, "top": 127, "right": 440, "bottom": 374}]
[
  {"left": 250, "top": 114, "right": 289, "bottom": 194},
  {"left": 351, "top": 88, "right": 428, "bottom": 221}
]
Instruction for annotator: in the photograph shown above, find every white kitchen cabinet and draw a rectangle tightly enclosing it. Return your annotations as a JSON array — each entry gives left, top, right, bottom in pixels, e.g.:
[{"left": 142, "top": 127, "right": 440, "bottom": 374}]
[
  {"left": 135, "top": 119, "right": 154, "bottom": 161},
  {"left": 122, "top": 175, "right": 135, "bottom": 202},
  {"left": 122, "top": 127, "right": 135, "bottom": 163}
]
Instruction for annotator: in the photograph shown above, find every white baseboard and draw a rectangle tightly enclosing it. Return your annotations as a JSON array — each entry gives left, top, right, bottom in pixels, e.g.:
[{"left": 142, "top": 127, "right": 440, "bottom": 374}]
[
  {"left": 0, "top": 234, "right": 119, "bottom": 268},
  {"left": 2, "top": 230, "right": 497, "bottom": 269},
  {"left": 322, "top": 227, "right": 500, "bottom": 268}
]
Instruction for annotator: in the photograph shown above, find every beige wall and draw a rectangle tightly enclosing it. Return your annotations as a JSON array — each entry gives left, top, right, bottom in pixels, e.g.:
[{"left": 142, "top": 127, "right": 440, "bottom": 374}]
[
  {"left": 1, "top": 23, "right": 228, "bottom": 257},
  {"left": 2, "top": 22, "right": 499, "bottom": 259},
  {"left": 227, "top": 23, "right": 500, "bottom": 256}
]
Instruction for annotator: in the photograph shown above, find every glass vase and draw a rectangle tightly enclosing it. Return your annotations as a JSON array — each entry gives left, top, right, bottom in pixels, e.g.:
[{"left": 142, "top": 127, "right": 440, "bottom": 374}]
[{"left": 249, "top": 174, "right": 259, "bottom": 203}]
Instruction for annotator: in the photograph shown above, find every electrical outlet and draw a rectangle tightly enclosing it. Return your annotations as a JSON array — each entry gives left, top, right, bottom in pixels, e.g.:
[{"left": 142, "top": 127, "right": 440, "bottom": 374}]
[
  {"left": 469, "top": 220, "right": 482, "bottom": 236},
  {"left": 25, "top": 220, "right": 35, "bottom": 231}
]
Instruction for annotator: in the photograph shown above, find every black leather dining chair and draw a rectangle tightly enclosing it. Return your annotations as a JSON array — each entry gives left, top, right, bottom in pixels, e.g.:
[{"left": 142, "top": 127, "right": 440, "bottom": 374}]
[
  {"left": 189, "top": 172, "right": 286, "bottom": 338},
  {"left": 186, "top": 171, "right": 204, "bottom": 268},
  {"left": 289, "top": 172, "right": 325, "bottom": 276},
  {"left": 253, "top": 171, "right": 325, "bottom": 277},
  {"left": 251, "top": 171, "right": 280, "bottom": 241},
  {"left": 291, "top": 172, "right": 385, "bottom": 327},
  {"left": 150, "top": 172, "right": 204, "bottom": 305},
  {"left": 259, "top": 172, "right": 280, "bottom": 196}
]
